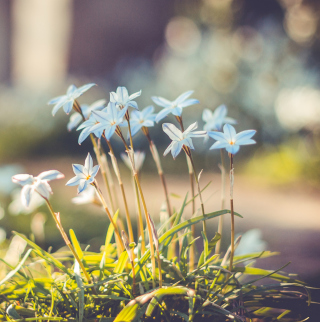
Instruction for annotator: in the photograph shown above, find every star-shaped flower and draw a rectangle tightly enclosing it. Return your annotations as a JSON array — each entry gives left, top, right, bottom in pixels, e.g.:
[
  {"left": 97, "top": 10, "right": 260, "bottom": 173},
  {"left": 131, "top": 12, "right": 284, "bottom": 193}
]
[
  {"left": 90, "top": 102, "right": 128, "bottom": 141},
  {"left": 110, "top": 86, "right": 141, "bottom": 110},
  {"left": 202, "top": 104, "right": 236, "bottom": 132},
  {"left": 152, "top": 90, "right": 199, "bottom": 123},
  {"left": 48, "top": 83, "right": 96, "bottom": 116},
  {"left": 66, "top": 153, "right": 100, "bottom": 193},
  {"left": 162, "top": 122, "right": 206, "bottom": 159},
  {"left": 77, "top": 114, "right": 105, "bottom": 145},
  {"left": 12, "top": 170, "right": 64, "bottom": 207},
  {"left": 67, "top": 99, "right": 106, "bottom": 131},
  {"left": 208, "top": 124, "right": 256, "bottom": 155},
  {"left": 128, "top": 105, "right": 156, "bottom": 138}
]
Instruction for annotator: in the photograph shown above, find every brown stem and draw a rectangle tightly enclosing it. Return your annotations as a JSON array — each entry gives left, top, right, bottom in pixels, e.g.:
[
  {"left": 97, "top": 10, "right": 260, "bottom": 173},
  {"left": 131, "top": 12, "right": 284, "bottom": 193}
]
[{"left": 228, "top": 154, "right": 235, "bottom": 272}]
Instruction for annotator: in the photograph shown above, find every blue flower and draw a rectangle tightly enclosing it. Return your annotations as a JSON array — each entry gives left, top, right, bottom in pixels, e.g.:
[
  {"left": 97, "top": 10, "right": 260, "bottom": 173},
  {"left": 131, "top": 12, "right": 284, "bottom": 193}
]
[
  {"left": 89, "top": 102, "right": 128, "bottom": 141},
  {"left": 208, "top": 124, "right": 256, "bottom": 155},
  {"left": 48, "top": 83, "right": 96, "bottom": 116},
  {"left": 66, "top": 153, "right": 100, "bottom": 193},
  {"left": 67, "top": 99, "right": 106, "bottom": 131},
  {"left": 152, "top": 90, "right": 199, "bottom": 123},
  {"left": 128, "top": 105, "right": 156, "bottom": 138},
  {"left": 12, "top": 170, "right": 64, "bottom": 206},
  {"left": 162, "top": 122, "right": 206, "bottom": 159},
  {"left": 110, "top": 86, "right": 141, "bottom": 110},
  {"left": 202, "top": 105, "right": 236, "bottom": 132}
]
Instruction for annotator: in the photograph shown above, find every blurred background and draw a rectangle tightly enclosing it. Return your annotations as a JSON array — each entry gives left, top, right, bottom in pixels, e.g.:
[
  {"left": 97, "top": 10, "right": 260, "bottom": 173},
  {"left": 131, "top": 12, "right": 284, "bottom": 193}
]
[{"left": 0, "top": 0, "right": 320, "bottom": 287}]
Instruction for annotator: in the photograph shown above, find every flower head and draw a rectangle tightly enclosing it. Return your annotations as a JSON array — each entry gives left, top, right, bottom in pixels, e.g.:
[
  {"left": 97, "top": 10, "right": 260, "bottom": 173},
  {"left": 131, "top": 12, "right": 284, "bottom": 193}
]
[
  {"left": 66, "top": 153, "right": 100, "bottom": 193},
  {"left": 208, "top": 124, "right": 256, "bottom": 155},
  {"left": 12, "top": 170, "right": 64, "bottom": 207},
  {"left": 121, "top": 150, "right": 146, "bottom": 172},
  {"left": 77, "top": 114, "right": 104, "bottom": 145},
  {"left": 162, "top": 122, "right": 206, "bottom": 159},
  {"left": 128, "top": 105, "right": 156, "bottom": 138},
  {"left": 152, "top": 90, "right": 199, "bottom": 123},
  {"left": 48, "top": 83, "right": 96, "bottom": 116},
  {"left": 89, "top": 102, "right": 128, "bottom": 141},
  {"left": 110, "top": 86, "right": 141, "bottom": 110},
  {"left": 67, "top": 99, "right": 106, "bottom": 131},
  {"left": 202, "top": 105, "right": 236, "bottom": 132}
]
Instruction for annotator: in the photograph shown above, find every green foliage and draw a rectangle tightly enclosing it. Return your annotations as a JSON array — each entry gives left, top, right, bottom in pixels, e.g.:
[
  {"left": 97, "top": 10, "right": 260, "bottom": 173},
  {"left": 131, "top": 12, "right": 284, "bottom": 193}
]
[{"left": 0, "top": 201, "right": 312, "bottom": 321}]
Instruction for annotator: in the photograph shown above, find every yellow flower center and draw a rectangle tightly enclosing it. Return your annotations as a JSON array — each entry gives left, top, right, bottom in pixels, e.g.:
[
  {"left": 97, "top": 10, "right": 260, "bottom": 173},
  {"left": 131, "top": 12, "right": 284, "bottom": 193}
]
[
  {"left": 86, "top": 175, "right": 91, "bottom": 180},
  {"left": 230, "top": 141, "right": 235, "bottom": 145}
]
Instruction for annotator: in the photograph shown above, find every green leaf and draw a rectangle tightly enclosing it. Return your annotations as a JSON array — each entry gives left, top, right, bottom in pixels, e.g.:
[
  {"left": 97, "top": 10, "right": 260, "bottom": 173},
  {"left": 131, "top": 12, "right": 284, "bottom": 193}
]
[
  {"left": 208, "top": 233, "right": 221, "bottom": 253},
  {"left": 113, "top": 250, "right": 128, "bottom": 274},
  {"left": 69, "top": 229, "right": 84, "bottom": 260},
  {"left": 132, "top": 210, "right": 238, "bottom": 277},
  {"left": 105, "top": 209, "right": 119, "bottom": 248},
  {"left": 0, "top": 249, "right": 33, "bottom": 287}
]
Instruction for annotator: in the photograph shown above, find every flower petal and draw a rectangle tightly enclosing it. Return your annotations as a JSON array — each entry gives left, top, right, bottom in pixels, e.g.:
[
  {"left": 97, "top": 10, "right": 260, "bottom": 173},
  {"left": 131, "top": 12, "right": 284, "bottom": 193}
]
[
  {"left": 163, "top": 142, "right": 174, "bottom": 156},
  {"left": 110, "top": 91, "right": 118, "bottom": 102},
  {"left": 72, "top": 164, "right": 86, "bottom": 177},
  {"left": 48, "top": 95, "right": 64, "bottom": 105},
  {"left": 226, "top": 144, "right": 240, "bottom": 155},
  {"left": 178, "top": 98, "right": 199, "bottom": 108},
  {"left": 223, "top": 124, "right": 237, "bottom": 141},
  {"left": 78, "top": 180, "right": 88, "bottom": 194},
  {"left": 236, "top": 138, "right": 256, "bottom": 145},
  {"left": 34, "top": 180, "right": 52, "bottom": 199},
  {"left": 67, "top": 113, "right": 82, "bottom": 131},
  {"left": 235, "top": 130, "right": 256, "bottom": 145},
  {"left": 184, "top": 122, "right": 198, "bottom": 134},
  {"left": 155, "top": 108, "right": 171, "bottom": 123},
  {"left": 151, "top": 96, "right": 172, "bottom": 108},
  {"left": 63, "top": 100, "right": 74, "bottom": 115},
  {"left": 128, "top": 101, "right": 139, "bottom": 110},
  {"left": 171, "top": 141, "right": 183, "bottom": 159},
  {"left": 90, "top": 165, "right": 100, "bottom": 178},
  {"left": 12, "top": 174, "right": 34, "bottom": 186},
  {"left": 128, "top": 90, "right": 142, "bottom": 101},
  {"left": 51, "top": 98, "right": 66, "bottom": 116},
  {"left": 207, "top": 131, "right": 229, "bottom": 143},
  {"left": 21, "top": 185, "right": 34, "bottom": 207},
  {"left": 67, "top": 85, "right": 77, "bottom": 96},
  {"left": 174, "top": 90, "right": 194, "bottom": 105},
  {"left": 66, "top": 176, "right": 83, "bottom": 186},
  {"left": 78, "top": 127, "right": 92, "bottom": 145},
  {"left": 162, "top": 123, "right": 182, "bottom": 141},
  {"left": 209, "top": 141, "right": 229, "bottom": 150},
  {"left": 202, "top": 109, "right": 212, "bottom": 122},
  {"left": 116, "top": 87, "right": 129, "bottom": 103},
  {"left": 85, "top": 153, "right": 93, "bottom": 173},
  {"left": 37, "top": 170, "right": 64, "bottom": 181},
  {"left": 76, "top": 83, "right": 96, "bottom": 96}
]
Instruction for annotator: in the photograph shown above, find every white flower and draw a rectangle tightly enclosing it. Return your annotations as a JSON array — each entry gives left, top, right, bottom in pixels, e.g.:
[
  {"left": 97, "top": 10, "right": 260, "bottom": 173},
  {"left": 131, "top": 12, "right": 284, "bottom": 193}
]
[
  {"left": 12, "top": 170, "right": 64, "bottom": 207},
  {"left": 110, "top": 86, "right": 141, "bottom": 110},
  {"left": 48, "top": 83, "right": 96, "bottom": 116},
  {"left": 208, "top": 124, "right": 256, "bottom": 155},
  {"left": 162, "top": 122, "right": 206, "bottom": 159},
  {"left": 71, "top": 185, "right": 97, "bottom": 205},
  {"left": 152, "top": 90, "right": 199, "bottom": 123},
  {"left": 66, "top": 153, "right": 100, "bottom": 193},
  {"left": 202, "top": 105, "right": 236, "bottom": 132}
]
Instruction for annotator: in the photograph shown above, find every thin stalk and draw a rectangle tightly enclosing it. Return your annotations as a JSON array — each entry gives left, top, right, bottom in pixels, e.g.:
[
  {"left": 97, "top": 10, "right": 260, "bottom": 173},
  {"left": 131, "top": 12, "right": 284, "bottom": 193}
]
[
  {"left": 156, "top": 249, "right": 162, "bottom": 288},
  {"left": 132, "top": 176, "right": 145, "bottom": 254},
  {"left": 215, "top": 148, "right": 226, "bottom": 255},
  {"left": 104, "top": 138, "right": 134, "bottom": 245},
  {"left": 91, "top": 181, "right": 124, "bottom": 255},
  {"left": 117, "top": 128, "right": 157, "bottom": 288},
  {"left": 228, "top": 154, "right": 235, "bottom": 272},
  {"left": 144, "top": 130, "right": 172, "bottom": 218},
  {"left": 126, "top": 111, "right": 135, "bottom": 153},
  {"left": 176, "top": 116, "right": 196, "bottom": 268},
  {"left": 45, "top": 200, "right": 92, "bottom": 284}
]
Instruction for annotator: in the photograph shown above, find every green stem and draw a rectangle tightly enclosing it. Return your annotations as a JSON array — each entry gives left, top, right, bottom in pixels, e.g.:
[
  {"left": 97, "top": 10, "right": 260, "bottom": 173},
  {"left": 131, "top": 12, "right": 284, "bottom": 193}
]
[
  {"left": 117, "top": 128, "right": 157, "bottom": 288},
  {"left": 216, "top": 148, "right": 226, "bottom": 255}
]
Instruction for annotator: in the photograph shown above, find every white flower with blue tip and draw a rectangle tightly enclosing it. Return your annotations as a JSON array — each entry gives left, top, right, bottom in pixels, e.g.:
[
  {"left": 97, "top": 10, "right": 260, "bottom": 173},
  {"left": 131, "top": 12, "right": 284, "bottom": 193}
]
[
  {"left": 48, "top": 83, "right": 96, "bottom": 116},
  {"left": 152, "top": 90, "right": 199, "bottom": 123},
  {"left": 67, "top": 99, "right": 106, "bottom": 131},
  {"left": 110, "top": 86, "right": 141, "bottom": 110},
  {"left": 66, "top": 153, "right": 100, "bottom": 193},
  {"left": 12, "top": 170, "right": 64, "bottom": 207},
  {"left": 128, "top": 105, "right": 156, "bottom": 137},
  {"left": 208, "top": 124, "right": 256, "bottom": 155},
  {"left": 162, "top": 122, "right": 206, "bottom": 159}
]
